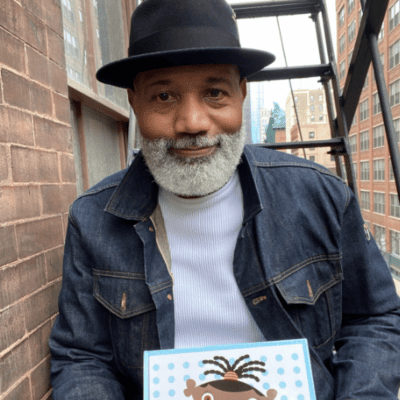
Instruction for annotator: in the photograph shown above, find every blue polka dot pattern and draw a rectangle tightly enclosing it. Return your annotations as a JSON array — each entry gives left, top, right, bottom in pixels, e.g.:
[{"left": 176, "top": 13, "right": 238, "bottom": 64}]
[
  {"left": 153, "top": 364, "right": 160, "bottom": 371},
  {"left": 277, "top": 368, "right": 284, "bottom": 375},
  {"left": 291, "top": 353, "right": 299, "bottom": 361},
  {"left": 199, "top": 374, "right": 206, "bottom": 381},
  {"left": 260, "top": 356, "right": 267, "bottom": 362},
  {"left": 281, "top": 396, "right": 288, "bottom": 400},
  {"left": 153, "top": 391, "right": 160, "bottom": 398},
  {"left": 184, "top": 375, "right": 190, "bottom": 382},
  {"left": 183, "top": 362, "right": 190, "bottom": 369},
  {"left": 214, "top": 375, "right": 221, "bottom": 380},
  {"left": 279, "top": 381, "right": 286, "bottom": 389},
  {"left": 168, "top": 363, "right": 175, "bottom": 370},
  {"left": 153, "top": 377, "right": 159, "bottom": 385},
  {"left": 229, "top": 358, "right": 235, "bottom": 365},
  {"left": 198, "top": 361, "right": 204, "bottom": 367},
  {"left": 262, "top": 370, "right": 269, "bottom": 376},
  {"left": 276, "top": 354, "right": 283, "bottom": 361},
  {"left": 263, "top": 383, "right": 270, "bottom": 390},
  {"left": 295, "top": 380, "right": 303, "bottom": 388},
  {"left": 169, "top": 389, "right": 175, "bottom": 396},
  {"left": 168, "top": 376, "right": 175, "bottom": 383},
  {"left": 297, "top": 395, "right": 305, "bottom": 400},
  {"left": 293, "top": 366, "right": 301, "bottom": 374}
]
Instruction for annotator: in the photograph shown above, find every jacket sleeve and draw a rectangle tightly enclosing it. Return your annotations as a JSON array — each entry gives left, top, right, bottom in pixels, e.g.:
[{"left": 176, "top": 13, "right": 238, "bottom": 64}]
[
  {"left": 49, "top": 212, "right": 126, "bottom": 400},
  {"left": 332, "top": 185, "right": 400, "bottom": 399}
]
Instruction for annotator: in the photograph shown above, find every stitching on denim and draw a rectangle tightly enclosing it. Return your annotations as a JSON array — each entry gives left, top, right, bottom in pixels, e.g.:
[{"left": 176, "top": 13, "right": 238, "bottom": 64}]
[
  {"left": 77, "top": 182, "right": 120, "bottom": 199},
  {"left": 312, "top": 326, "right": 338, "bottom": 350},
  {"left": 150, "top": 280, "right": 173, "bottom": 294},
  {"left": 242, "top": 282, "right": 269, "bottom": 298},
  {"left": 247, "top": 229, "right": 266, "bottom": 279},
  {"left": 93, "top": 268, "right": 145, "bottom": 280}
]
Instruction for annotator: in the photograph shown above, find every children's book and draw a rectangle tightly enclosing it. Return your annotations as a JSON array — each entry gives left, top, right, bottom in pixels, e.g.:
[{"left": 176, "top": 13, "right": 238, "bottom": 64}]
[{"left": 144, "top": 339, "right": 316, "bottom": 400}]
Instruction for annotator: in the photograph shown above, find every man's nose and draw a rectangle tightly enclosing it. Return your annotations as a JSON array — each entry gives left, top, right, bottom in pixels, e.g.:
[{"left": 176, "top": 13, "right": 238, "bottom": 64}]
[{"left": 174, "top": 96, "right": 211, "bottom": 134}]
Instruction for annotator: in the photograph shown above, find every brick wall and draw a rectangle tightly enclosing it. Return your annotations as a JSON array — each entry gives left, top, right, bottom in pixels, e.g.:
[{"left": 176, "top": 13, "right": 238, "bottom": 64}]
[{"left": 0, "top": 0, "right": 76, "bottom": 399}]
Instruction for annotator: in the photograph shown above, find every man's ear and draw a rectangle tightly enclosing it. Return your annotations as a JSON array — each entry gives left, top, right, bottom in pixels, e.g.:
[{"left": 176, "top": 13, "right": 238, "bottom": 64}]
[
  {"left": 127, "top": 88, "right": 137, "bottom": 116},
  {"left": 239, "top": 78, "right": 247, "bottom": 101}
]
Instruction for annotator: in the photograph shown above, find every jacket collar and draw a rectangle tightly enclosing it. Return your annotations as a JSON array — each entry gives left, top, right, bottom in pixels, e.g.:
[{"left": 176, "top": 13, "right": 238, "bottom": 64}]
[{"left": 105, "top": 145, "right": 263, "bottom": 223}]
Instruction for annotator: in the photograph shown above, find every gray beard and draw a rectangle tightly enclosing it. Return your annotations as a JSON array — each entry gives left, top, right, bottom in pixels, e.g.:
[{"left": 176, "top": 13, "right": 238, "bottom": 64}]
[{"left": 140, "top": 127, "right": 245, "bottom": 197}]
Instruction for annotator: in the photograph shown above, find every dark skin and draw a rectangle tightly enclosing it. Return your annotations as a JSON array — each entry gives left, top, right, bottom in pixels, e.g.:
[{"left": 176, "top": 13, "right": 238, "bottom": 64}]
[{"left": 184, "top": 379, "right": 278, "bottom": 400}]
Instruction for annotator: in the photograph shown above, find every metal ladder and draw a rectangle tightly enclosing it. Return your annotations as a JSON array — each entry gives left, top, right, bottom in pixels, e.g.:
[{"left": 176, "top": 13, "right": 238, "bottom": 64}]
[{"left": 231, "top": 0, "right": 400, "bottom": 203}]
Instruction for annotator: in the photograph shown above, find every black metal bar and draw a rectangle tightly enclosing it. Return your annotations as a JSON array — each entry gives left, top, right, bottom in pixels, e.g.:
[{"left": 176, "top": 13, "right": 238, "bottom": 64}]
[
  {"left": 341, "top": 0, "right": 389, "bottom": 128},
  {"left": 232, "top": 0, "right": 320, "bottom": 19},
  {"left": 312, "top": 12, "right": 345, "bottom": 178},
  {"left": 246, "top": 64, "right": 332, "bottom": 82},
  {"left": 256, "top": 137, "right": 345, "bottom": 150},
  {"left": 368, "top": 32, "right": 400, "bottom": 202}
]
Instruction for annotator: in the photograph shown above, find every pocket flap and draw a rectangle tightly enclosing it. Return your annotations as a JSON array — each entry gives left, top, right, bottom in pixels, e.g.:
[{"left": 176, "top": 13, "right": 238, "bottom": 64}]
[
  {"left": 93, "top": 269, "right": 156, "bottom": 318},
  {"left": 275, "top": 257, "right": 343, "bottom": 305}
]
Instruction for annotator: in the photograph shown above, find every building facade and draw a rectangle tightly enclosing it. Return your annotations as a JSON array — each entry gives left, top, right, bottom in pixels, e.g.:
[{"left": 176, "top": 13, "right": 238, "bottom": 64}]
[{"left": 336, "top": 0, "right": 400, "bottom": 263}]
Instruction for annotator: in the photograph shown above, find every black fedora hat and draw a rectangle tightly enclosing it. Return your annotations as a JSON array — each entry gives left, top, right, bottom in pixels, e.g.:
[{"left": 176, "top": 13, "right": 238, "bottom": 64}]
[{"left": 96, "top": 0, "right": 275, "bottom": 88}]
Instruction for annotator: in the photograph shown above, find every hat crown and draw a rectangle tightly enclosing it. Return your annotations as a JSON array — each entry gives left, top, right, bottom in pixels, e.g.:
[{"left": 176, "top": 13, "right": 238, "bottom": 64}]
[{"left": 130, "top": 0, "right": 240, "bottom": 49}]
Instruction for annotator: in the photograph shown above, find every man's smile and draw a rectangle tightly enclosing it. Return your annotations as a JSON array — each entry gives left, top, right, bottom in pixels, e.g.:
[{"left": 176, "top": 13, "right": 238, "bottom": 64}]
[{"left": 169, "top": 145, "right": 218, "bottom": 158}]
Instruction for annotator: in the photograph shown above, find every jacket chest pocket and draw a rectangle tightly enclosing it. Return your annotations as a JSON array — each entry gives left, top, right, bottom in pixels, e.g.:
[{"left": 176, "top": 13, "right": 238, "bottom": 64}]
[
  {"left": 274, "top": 257, "right": 343, "bottom": 350},
  {"left": 93, "top": 269, "right": 160, "bottom": 371}
]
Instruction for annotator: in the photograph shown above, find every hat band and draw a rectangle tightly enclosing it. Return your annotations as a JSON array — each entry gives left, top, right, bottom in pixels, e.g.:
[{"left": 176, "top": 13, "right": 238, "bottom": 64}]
[{"left": 129, "top": 26, "right": 240, "bottom": 57}]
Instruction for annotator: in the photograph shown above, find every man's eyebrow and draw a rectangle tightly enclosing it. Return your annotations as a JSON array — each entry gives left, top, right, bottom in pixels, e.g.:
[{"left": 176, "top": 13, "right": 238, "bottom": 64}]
[
  {"left": 205, "top": 77, "right": 234, "bottom": 87},
  {"left": 145, "top": 79, "right": 172, "bottom": 88}
]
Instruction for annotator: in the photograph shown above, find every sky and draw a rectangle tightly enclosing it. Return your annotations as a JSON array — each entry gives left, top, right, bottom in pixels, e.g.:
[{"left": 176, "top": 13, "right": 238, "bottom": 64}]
[{"left": 227, "top": 0, "right": 337, "bottom": 110}]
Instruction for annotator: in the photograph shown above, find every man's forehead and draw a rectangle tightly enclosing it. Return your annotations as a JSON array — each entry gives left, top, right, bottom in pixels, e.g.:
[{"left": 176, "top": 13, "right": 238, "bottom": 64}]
[{"left": 133, "top": 64, "right": 240, "bottom": 88}]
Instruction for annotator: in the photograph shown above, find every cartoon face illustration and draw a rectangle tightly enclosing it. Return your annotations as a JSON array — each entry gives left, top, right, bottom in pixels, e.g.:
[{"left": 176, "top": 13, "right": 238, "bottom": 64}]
[{"left": 183, "top": 355, "right": 278, "bottom": 400}]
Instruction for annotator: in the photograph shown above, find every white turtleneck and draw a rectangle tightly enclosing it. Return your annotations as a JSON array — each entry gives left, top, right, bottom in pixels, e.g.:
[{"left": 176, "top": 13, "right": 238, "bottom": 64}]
[{"left": 158, "top": 170, "right": 265, "bottom": 349}]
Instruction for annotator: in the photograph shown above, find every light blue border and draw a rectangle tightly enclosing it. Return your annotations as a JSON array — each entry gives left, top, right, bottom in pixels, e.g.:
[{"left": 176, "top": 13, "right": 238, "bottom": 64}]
[{"left": 144, "top": 339, "right": 316, "bottom": 400}]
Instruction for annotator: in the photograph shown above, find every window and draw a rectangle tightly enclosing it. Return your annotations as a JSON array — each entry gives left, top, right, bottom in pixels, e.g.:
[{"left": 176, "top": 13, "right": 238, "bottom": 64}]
[
  {"left": 360, "top": 99, "right": 369, "bottom": 121},
  {"left": 390, "top": 78, "right": 400, "bottom": 107},
  {"left": 309, "top": 131, "right": 315, "bottom": 139},
  {"left": 362, "top": 73, "right": 369, "bottom": 90},
  {"left": 373, "top": 125, "right": 384, "bottom": 148},
  {"left": 378, "top": 22, "right": 384, "bottom": 43},
  {"left": 319, "top": 114, "right": 323, "bottom": 121},
  {"left": 395, "top": 118, "right": 400, "bottom": 143},
  {"left": 360, "top": 130, "right": 369, "bottom": 151},
  {"left": 79, "top": 10, "right": 83, "bottom": 22},
  {"left": 319, "top": 104, "right": 323, "bottom": 111},
  {"left": 348, "top": 50, "right": 353, "bottom": 65},
  {"left": 353, "top": 162, "right": 358, "bottom": 180},
  {"left": 391, "top": 230, "right": 400, "bottom": 256},
  {"left": 361, "top": 191, "right": 370, "bottom": 210},
  {"left": 373, "top": 93, "right": 381, "bottom": 115},
  {"left": 294, "top": 97, "right": 298, "bottom": 103},
  {"left": 374, "top": 224, "right": 386, "bottom": 251},
  {"left": 319, "top": 95, "right": 323, "bottom": 101},
  {"left": 390, "top": 39, "right": 400, "bottom": 69},
  {"left": 310, "top": 105, "right": 315, "bottom": 112},
  {"left": 340, "top": 60, "right": 346, "bottom": 79},
  {"left": 361, "top": 161, "right": 370, "bottom": 180},
  {"left": 339, "top": 34, "right": 346, "bottom": 53},
  {"left": 348, "top": 20, "right": 356, "bottom": 43},
  {"left": 339, "top": 6, "right": 345, "bottom": 27},
  {"left": 63, "top": 28, "right": 79, "bottom": 57},
  {"left": 358, "top": 8, "right": 362, "bottom": 25},
  {"left": 349, "top": 135, "right": 357, "bottom": 153},
  {"left": 374, "top": 193, "right": 385, "bottom": 215},
  {"left": 373, "top": 159, "right": 385, "bottom": 181},
  {"left": 351, "top": 114, "right": 357, "bottom": 126},
  {"left": 391, "top": 194, "right": 400, "bottom": 218},
  {"left": 389, "top": 1, "right": 400, "bottom": 32},
  {"left": 310, "top": 95, "right": 314, "bottom": 102},
  {"left": 310, "top": 115, "right": 315, "bottom": 122},
  {"left": 62, "top": 0, "right": 74, "bottom": 21},
  {"left": 390, "top": 161, "right": 395, "bottom": 181},
  {"left": 348, "top": 0, "right": 355, "bottom": 14}
]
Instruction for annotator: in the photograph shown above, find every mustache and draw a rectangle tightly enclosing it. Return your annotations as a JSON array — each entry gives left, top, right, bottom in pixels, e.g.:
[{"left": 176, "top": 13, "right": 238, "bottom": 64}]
[{"left": 151, "top": 134, "right": 223, "bottom": 150}]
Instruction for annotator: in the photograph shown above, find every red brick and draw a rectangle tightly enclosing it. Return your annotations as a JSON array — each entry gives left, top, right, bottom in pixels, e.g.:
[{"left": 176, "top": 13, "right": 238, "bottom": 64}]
[
  {"left": 22, "top": 0, "right": 62, "bottom": 36},
  {"left": 0, "top": 302, "right": 26, "bottom": 353},
  {"left": 47, "top": 28, "right": 65, "bottom": 68},
  {"left": 16, "top": 217, "right": 64, "bottom": 259},
  {"left": 41, "top": 184, "right": 77, "bottom": 215},
  {"left": 29, "top": 321, "right": 51, "bottom": 368},
  {"left": 0, "top": 27, "right": 25, "bottom": 73},
  {"left": 29, "top": 81, "right": 52, "bottom": 116},
  {"left": 34, "top": 117, "right": 73, "bottom": 153},
  {"left": 0, "top": 106, "right": 35, "bottom": 146},
  {"left": 0, "top": 226, "right": 18, "bottom": 267},
  {"left": 31, "top": 357, "right": 51, "bottom": 400},
  {"left": 0, "top": 339, "right": 32, "bottom": 394},
  {"left": 49, "top": 61, "right": 67, "bottom": 96},
  {"left": 11, "top": 146, "right": 59, "bottom": 183},
  {"left": 2, "top": 70, "right": 31, "bottom": 111},
  {"left": 23, "top": 280, "right": 61, "bottom": 333},
  {"left": 53, "top": 93, "right": 71, "bottom": 124},
  {"left": 0, "top": 145, "right": 9, "bottom": 182},
  {"left": 27, "top": 46, "right": 50, "bottom": 87},
  {"left": 0, "top": 187, "right": 16, "bottom": 223},
  {"left": 14, "top": 185, "right": 41, "bottom": 220},
  {"left": 0, "top": 254, "right": 46, "bottom": 311},
  {"left": 2, "top": 377, "right": 31, "bottom": 400},
  {"left": 45, "top": 246, "right": 64, "bottom": 282},
  {"left": 60, "top": 154, "right": 76, "bottom": 183},
  {"left": 0, "top": 0, "right": 47, "bottom": 54}
]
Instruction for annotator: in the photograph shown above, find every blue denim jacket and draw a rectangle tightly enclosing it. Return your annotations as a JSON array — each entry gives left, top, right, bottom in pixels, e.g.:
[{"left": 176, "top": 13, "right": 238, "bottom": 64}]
[{"left": 49, "top": 145, "right": 400, "bottom": 399}]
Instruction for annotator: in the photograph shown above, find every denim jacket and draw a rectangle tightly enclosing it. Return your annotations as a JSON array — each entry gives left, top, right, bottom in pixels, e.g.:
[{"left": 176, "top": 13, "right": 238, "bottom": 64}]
[{"left": 49, "top": 145, "right": 400, "bottom": 399}]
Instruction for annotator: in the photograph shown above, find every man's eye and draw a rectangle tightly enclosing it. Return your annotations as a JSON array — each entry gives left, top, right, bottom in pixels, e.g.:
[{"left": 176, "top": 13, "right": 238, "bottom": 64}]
[
  {"left": 208, "top": 89, "right": 223, "bottom": 98},
  {"left": 158, "top": 93, "right": 171, "bottom": 101}
]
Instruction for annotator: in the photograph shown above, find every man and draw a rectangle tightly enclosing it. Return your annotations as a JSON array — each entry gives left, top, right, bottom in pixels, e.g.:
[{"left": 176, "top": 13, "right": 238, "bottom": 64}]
[{"left": 49, "top": 0, "right": 400, "bottom": 399}]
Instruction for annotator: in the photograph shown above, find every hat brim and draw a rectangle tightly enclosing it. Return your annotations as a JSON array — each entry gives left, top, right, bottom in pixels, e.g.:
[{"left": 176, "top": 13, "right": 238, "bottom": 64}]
[{"left": 96, "top": 47, "right": 275, "bottom": 88}]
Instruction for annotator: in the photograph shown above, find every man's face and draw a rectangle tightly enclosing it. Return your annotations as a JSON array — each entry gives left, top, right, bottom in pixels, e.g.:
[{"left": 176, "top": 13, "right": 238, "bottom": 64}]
[{"left": 128, "top": 64, "right": 247, "bottom": 197}]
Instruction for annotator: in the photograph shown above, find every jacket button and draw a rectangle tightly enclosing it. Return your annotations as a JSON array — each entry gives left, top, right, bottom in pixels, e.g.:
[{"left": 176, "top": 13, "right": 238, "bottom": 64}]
[
  {"left": 149, "top": 227, "right": 154, "bottom": 232},
  {"left": 167, "top": 294, "right": 172, "bottom": 300}
]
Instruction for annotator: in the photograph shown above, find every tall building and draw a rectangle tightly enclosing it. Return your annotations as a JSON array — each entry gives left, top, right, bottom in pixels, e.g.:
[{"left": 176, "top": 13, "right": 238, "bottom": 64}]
[
  {"left": 285, "top": 88, "right": 335, "bottom": 170},
  {"left": 336, "top": 0, "right": 400, "bottom": 266},
  {"left": 250, "top": 82, "right": 265, "bottom": 143}
]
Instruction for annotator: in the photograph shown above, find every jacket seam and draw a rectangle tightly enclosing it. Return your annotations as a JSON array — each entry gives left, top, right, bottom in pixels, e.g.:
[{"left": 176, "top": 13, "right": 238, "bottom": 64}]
[{"left": 93, "top": 268, "right": 146, "bottom": 280}]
